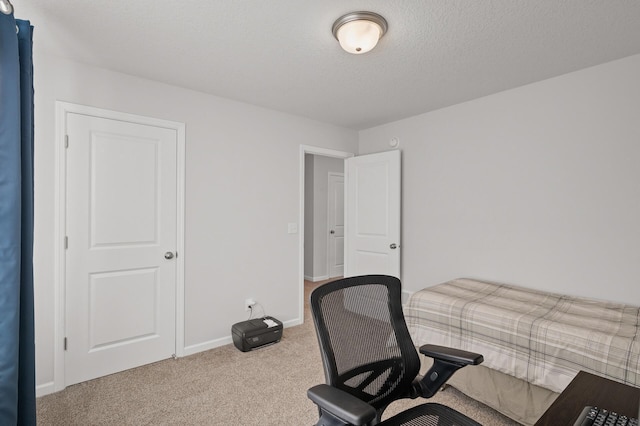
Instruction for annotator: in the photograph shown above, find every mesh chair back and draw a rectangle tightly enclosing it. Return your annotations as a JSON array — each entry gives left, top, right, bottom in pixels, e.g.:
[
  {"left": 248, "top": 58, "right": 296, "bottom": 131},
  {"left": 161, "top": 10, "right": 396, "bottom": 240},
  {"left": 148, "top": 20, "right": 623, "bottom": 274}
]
[{"left": 310, "top": 275, "right": 421, "bottom": 412}]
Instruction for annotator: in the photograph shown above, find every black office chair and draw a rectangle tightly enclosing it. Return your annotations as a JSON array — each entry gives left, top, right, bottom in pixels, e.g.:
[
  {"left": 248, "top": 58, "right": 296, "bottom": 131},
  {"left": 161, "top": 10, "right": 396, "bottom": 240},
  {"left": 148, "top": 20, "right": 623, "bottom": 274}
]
[{"left": 307, "top": 275, "right": 484, "bottom": 426}]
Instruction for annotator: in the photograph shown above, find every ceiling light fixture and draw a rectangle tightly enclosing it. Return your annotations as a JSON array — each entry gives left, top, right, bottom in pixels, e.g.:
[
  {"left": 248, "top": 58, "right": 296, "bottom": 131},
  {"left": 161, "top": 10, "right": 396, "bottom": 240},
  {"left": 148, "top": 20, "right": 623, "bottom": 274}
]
[
  {"left": 0, "top": 0, "right": 14, "bottom": 15},
  {"left": 332, "top": 11, "right": 388, "bottom": 55}
]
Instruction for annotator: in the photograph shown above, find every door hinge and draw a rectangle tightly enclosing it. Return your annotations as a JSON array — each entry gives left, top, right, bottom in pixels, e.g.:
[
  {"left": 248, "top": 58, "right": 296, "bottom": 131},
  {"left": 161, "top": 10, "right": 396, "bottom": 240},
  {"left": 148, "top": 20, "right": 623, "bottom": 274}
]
[
  {"left": 64, "top": 337, "right": 67, "bottom": 351},
  {"left": 65, "top": 135, "right": 69, "bottom": 148},
  {"left": 64, "top": 236, "right": 68, "bottom": 249}
]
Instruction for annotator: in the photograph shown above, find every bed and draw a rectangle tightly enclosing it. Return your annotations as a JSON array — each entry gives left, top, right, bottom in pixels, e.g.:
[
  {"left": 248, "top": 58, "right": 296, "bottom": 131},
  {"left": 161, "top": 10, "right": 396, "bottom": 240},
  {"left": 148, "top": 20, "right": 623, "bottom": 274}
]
[{"left": 404, "top": 278, "right": 640, "bottom": 425}]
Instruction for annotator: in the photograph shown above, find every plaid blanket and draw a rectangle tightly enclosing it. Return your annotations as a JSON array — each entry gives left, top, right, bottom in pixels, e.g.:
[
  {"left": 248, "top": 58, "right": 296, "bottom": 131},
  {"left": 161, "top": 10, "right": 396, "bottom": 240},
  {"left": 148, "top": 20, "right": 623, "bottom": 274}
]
[{"left": 405, "top": 278, "right": 640, "bottom": 393}]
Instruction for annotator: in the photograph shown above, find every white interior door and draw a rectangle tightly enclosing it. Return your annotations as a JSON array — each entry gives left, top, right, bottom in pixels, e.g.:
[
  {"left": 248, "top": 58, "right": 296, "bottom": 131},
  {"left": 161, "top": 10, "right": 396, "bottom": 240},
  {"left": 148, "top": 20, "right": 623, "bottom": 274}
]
[
  {"left": 65, "top": 112, "right": 177, "bottom": 386},
  {"left": 327, "top": 173, "right": 344, "bottom": 278},
  {"left": 345, "top": 150, "right": 401, "bottom": 278}
]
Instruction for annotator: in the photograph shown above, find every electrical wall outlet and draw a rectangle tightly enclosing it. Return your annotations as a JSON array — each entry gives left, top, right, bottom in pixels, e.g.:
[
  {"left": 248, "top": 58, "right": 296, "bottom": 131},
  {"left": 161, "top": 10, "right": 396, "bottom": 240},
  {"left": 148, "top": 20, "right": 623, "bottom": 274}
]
[{"left": 244, "top": 298, "right": 256, "bottom": 311}]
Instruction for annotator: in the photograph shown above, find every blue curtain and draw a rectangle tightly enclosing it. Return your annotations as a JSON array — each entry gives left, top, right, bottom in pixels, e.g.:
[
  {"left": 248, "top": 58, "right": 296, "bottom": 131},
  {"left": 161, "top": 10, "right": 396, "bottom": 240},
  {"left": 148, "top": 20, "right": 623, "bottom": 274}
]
[{"left": 0, "top": 11, "right": 37, "bottom": 426}]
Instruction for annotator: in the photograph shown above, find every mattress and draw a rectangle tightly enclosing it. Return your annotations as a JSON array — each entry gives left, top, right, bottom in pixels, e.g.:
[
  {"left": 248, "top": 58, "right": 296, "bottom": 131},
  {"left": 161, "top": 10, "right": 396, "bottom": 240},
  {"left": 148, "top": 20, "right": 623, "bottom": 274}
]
[{"left": 405, "top": 278, "right": 640, "bottom": 394}]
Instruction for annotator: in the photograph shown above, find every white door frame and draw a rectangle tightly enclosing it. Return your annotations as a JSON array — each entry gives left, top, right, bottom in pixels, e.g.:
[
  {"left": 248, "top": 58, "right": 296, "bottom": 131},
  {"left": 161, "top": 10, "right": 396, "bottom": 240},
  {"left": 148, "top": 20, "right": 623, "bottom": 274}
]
[
  {"left": 299, "top": 145, "right": 353, "bottom": 323},
  {"left": 53, "top": 101, "right": 186, "bottom": 392}
]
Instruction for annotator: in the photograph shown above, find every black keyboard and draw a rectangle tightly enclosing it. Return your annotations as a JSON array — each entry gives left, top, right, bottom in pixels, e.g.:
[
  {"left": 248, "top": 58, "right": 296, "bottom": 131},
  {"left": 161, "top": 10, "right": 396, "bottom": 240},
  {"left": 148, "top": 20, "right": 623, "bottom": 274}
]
[{"left": 574, "top": 406, "right": 639, "bottom": 426}]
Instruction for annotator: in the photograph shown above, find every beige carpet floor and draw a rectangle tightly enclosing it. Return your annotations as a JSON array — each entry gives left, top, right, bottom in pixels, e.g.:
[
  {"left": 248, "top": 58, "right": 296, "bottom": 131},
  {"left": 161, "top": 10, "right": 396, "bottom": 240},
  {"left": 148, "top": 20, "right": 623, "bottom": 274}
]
[{"left": 37, "top": 281, "right": 521, "bottom": 425}]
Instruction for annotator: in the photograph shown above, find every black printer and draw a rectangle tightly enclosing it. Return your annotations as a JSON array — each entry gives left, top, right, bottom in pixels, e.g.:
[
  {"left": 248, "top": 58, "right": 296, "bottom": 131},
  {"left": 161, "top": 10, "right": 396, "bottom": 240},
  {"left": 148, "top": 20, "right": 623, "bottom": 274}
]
[{"left": 231, "top": 316, "right": 283, "bottom": 352}]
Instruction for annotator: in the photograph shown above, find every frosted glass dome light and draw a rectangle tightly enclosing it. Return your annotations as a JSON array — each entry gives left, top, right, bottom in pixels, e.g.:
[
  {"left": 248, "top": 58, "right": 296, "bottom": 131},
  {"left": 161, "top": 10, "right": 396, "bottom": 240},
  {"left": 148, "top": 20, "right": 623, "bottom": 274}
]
[{"left": 332, "top": 12, "right": 388, "bottom": 55}]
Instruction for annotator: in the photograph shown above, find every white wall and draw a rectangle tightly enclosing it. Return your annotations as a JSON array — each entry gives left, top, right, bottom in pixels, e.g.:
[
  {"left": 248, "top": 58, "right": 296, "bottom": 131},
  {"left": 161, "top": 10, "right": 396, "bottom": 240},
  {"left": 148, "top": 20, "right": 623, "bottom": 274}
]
[
  {"left": 33, "top": 52, "right": 358, "bottom": 392},
  {"left": 359, "top": 54, "right": 640, "bottom": 304}
]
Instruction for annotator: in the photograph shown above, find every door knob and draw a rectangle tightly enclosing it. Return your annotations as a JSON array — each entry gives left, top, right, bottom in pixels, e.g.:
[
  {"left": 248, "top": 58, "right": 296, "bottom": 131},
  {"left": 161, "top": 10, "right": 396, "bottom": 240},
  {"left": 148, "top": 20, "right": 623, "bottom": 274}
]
[
  {"left": 390, "top": 244, "right": 398, "bottom": 249},
  {"left": 330, "top": 230, "right": 335, "bottom": 234},
  {"left": 164, "top": 252, "right": 175, "bottom": 260}
]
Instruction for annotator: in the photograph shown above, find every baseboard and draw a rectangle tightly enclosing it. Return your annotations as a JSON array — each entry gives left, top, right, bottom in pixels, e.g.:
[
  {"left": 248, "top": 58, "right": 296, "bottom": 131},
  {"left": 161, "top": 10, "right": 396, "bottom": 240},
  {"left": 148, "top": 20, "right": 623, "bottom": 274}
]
[
  {"left": 182, "top": 336, "right": 233, "bottom": 357},
  {"left": 36, "top": 381, "right": 55, "bottom": 397},
  {"left": 181, "top": 318, "right": 304, "bottom": 357},
  {"left": 282, "top": 318, "right": 303, "bottom": 328},
  {"left": 304, "top": 274, "right": 329, "bottom": 282}
]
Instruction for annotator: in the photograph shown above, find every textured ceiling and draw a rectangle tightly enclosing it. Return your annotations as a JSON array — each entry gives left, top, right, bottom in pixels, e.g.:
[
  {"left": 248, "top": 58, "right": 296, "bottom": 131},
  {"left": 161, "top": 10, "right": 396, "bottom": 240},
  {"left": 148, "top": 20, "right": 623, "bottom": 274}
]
[{"left": 17, "top": 0, "right": 640, "bottom": 130}]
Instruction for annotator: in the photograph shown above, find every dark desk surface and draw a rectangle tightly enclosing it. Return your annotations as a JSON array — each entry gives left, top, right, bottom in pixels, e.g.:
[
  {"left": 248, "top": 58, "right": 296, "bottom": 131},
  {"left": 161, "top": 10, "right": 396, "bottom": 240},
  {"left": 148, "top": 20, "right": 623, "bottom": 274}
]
[{"left": 535, "top": 371, "right": 640, "bottom": 426}]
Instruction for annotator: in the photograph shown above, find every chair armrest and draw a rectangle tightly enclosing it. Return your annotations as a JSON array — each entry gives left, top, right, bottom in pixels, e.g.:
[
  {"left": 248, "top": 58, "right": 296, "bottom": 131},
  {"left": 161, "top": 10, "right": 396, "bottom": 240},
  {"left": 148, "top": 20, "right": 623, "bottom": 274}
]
[
  {"left": 307, "top": 384, "right": 376, "bottom": 426},
  {"left": 412, "top": 344, "right": 484, "bottom": 399},
  {"left": 419, "top": 344, "right": 484, "bottom": 366}
]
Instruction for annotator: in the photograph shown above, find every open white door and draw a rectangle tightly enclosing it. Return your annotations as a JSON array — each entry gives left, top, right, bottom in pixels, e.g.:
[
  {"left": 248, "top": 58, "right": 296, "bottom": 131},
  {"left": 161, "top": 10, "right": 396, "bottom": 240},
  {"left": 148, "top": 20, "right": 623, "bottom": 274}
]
[{"left": 344, "top": 150, "right": 401, "bottom": 278}]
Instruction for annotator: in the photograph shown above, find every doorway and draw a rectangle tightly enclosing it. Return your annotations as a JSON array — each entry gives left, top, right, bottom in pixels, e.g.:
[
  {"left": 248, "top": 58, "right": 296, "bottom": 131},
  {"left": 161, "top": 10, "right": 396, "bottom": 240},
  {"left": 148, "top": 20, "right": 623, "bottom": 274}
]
[
  {"left": 298, "top": 146, "right": 402, "bottom": 323},
  {"left": 54, "top": 102, "right": 186, "bottom": 391},
  {"left": 298, "top": 146, "right": 353, "bottom": 323},
  {"left": 304, "top": 154, "right": 345, "bottom": 281}
]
